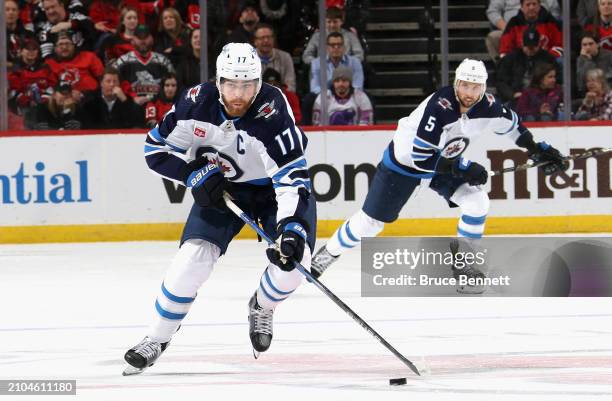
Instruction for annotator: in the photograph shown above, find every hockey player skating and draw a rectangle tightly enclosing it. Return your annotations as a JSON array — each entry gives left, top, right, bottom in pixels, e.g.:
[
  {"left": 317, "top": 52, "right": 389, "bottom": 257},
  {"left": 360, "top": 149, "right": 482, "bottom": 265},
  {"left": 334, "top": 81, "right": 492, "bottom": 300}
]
[
  {"left": 123, "top": 43, "right": 316, "bottom": 375},
  {"left": 311, "top": 58, "right": 567, "bottom": 293}
]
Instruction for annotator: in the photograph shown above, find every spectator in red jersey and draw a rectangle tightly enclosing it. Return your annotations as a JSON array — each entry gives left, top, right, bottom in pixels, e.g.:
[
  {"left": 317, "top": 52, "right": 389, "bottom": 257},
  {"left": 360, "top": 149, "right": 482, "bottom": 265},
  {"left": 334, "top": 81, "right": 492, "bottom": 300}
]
[
  {"left": 262, "top": 68, "right": 302, "bottom": 124},
  {"left": 155, "top": 7, "right": 191, "bottom": 67},
  {"left": 585, "top": 0, "right": 612, "bottom": 51},
  {"left": 145, "top": 73, "right": 179, "bottom": 127},
  {"left": 516, "top": 63, "right": 563, "bottom": 121},
  {"left": 99, "top": 5, "right": 139, "bottom": 65},
  {"left": 5, "top": 0, "right": 34, "bottom": 69},
  {"left": 46, "top": 31, "right": 105, "bottom": 95},
  {"left": 8, "top": 36, "right": 56, "bottom": 125},
  {"left": 177, "top": 28, "right": 203, "bottom": 91},
  {"left": 499, "top": 0, "right": 563, "bottom": 59},
  {"left": 114, "top": 24, "right": 175, "bottom": 106},
  {"left": 31, "top": 80, "right": 85, "bottom": 129},
  {"left": 82, "top": 67, "right": 144, "bottom": 129},
  {"left": 36, "top": 0, "right": 96, "bottom": 59}
]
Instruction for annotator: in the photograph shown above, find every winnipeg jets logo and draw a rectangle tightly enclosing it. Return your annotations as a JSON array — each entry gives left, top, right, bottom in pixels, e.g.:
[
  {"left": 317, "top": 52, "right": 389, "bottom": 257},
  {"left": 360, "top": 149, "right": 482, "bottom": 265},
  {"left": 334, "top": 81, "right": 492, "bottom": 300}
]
[
  {"left": 441, "top": 137, "right": 470, "bottom": 159},
  {"left": 255, "top": 100, "right": 277, "bottom": 119},
  {"left": 187, "top": 85, "right": 201, "bottom": 102},
  {"left": 437, "top": 97, "right": 453, "bottom": 111},
  {"left": 195, "top": 146, "right": 244, "bottom": 180},
  {"left": 485, "top": 93, "right": 495, "bottom": 107}
]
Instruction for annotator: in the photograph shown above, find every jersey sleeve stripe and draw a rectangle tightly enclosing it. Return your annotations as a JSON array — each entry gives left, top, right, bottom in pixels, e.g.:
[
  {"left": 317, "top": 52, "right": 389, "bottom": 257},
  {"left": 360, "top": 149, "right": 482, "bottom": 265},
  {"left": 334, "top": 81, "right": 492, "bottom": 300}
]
[
  {"left": 495, "top": 110, "right": 518, "bottom": 135},
  {"left": 413, "top": 137, "right": 440, "bottom": 149}
]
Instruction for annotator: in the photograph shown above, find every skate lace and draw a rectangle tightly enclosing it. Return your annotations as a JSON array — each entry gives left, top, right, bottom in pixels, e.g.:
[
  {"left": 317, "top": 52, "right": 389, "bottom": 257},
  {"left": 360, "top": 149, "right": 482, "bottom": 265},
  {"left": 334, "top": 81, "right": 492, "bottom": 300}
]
[
  {"left": 134, "top": 338, "right": 161, "bottom": 360},
  {"left": 252, "top": 306, "right": 273, "bottom": 335}
]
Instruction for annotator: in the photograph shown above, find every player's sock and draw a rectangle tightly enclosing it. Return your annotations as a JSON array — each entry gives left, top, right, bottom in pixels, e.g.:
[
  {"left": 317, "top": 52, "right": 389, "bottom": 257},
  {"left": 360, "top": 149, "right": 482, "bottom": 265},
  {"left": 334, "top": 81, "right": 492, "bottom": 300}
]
[
  {"left": 147, "top": 281, "right": 195, "bottom": 342},
  {"left": 256, "top": 261, "right": 304, "bottom": 310},
  {"left": 457, "top": 213, "right": 487, "bottom": 239},
  {"left": 326, "top": 209, "right": 384, "bottom": 256}
]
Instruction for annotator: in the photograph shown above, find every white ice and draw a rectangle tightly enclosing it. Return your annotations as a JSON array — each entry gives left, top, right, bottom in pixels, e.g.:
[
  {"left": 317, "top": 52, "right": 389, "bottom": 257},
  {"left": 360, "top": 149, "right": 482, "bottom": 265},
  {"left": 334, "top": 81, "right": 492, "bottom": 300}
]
[{"left": 1, "top": 239, "right": 611, "bottom": 401}]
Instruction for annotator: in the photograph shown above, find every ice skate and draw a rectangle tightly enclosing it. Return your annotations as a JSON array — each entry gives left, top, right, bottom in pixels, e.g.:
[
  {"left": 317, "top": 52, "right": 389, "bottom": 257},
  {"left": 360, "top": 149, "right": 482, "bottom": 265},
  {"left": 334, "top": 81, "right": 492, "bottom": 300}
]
[
  {"left": 310, "top": 245, "right": 339, "bottom": 278},
  {"left": 248, "top": 292, "right": 273, "bottom": 358},
  {"left": 122, "top": 337, "right": 169, "bottom": 376},
  {"left": 450, "top": 239, "right": 486, "bottom": 295}
]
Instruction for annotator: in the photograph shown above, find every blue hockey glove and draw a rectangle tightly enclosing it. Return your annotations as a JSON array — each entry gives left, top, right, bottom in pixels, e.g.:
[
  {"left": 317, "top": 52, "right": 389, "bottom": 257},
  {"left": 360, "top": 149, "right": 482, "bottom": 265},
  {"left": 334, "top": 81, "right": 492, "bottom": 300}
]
[
  {"left": 182, "top": 158, "right": 228, "bottom": 208},
  {"left": 528, "top": 142, "right": 568, "bottom": 175},
  {"left": 266, "top": 221, "right": 307, "bottom": 271},
  {"left": 451, "top": 157, "right": 488, "bottom": 186}
]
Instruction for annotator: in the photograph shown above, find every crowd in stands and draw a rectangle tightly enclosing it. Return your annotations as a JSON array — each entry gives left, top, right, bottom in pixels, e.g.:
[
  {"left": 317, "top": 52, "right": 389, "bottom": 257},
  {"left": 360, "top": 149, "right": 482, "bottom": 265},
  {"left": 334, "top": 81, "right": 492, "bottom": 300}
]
[{"left": 4, "top": 0, "right": 612, "bottom": 130}]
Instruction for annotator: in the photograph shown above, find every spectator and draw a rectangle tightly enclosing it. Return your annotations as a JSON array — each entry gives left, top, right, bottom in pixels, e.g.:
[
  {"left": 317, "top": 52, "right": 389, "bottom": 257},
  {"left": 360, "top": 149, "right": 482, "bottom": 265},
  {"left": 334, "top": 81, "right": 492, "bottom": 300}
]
[
  {"left": 262, "top": 68, "right": 302, "bottom": 124},
  {"left": 8, "top": 36, "right": 56, "bottom": 125},
  {"left": 36, "top": 0, "right": 95, "bottom": 59},
  {"left": 516, "top": 63, "right": 562, "bottom": 121},
  {"left": 258, "top": 0, "right": 302, "bottom": 53},
  {"left": 114, "top": 24, "right": 175, "bottom": 106},
  {"left": 145, "top": 74, "right": 179, "bottom": 127},
  {"left": 577, "top": 0, "right": 599, "bottom": 28},
  {"left": 302, "top": 6, "right": 364, "bottom": 65},
  {"left": 89, "top": 0, "right": 121, "bottom": 37},
  {"left": 576, "top": 33, "right": 612, "bottom": 93},
  {"left": 31, "top": 81, "right": 84, "bottom": 129},
  {"left": 155, "top": 7, "right": 191, "bottom": 67},
  {"left": 485, "top": 0, "right": 560, "bottom": 61},
  {"left": 6, "top": 0, "right": 33, "bottom": 68},
  {"left": 499, "top": 0, "right": 563, "bottom": 59},
  {"left": 312, "top": 66, "right": 373, "bottom": 126},
  {"left": 177, "top": 28, "right": 202, "bottom": 91},
  {"left": 575, "top": 68, "right": 612, "bottom": 120},
  {"left": 496, "top": 27, "right": 557, "bottom": 105},
  {"left": 46, "top": 31, "right": 105, "bottom": 95},
  {"left": 585, "top": 0, "right": 612, "bottom": 51},
  {"left": 226, "top": 2, "right": 260, "bottom": 45},
  {"left": 310, "top": 32, "right": 363, "bottom": 94},
  {"left": 82, "top": 67, "right": 143, "bottom": 129},
  {"left": 253, "top": 23, "right": 296, "bottom": 92},
  {"left": 99, "top": 5, "right": 138, "bottom": 65}
]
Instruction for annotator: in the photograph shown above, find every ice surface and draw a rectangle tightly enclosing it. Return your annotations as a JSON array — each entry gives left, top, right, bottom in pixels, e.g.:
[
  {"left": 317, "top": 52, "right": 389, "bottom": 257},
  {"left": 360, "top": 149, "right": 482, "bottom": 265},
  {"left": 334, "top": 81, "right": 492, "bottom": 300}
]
[{"left": 1, "top": 239, "right": 611, "bottom": 400}]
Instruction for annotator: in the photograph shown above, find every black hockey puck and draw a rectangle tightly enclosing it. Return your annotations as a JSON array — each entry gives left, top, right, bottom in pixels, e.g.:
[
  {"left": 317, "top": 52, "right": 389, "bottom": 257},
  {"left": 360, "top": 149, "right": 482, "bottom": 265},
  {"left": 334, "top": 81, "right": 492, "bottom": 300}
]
[{"left": 389, "top": 377, "right": 407, "bottom": 386}]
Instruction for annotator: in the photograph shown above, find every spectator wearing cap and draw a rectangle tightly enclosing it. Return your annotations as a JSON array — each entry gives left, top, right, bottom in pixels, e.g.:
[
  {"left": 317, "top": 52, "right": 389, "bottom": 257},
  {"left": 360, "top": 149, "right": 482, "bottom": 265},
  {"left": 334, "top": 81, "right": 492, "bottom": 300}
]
[
  {"left": 310, "top": 31, "right": 363, "bottom": 94},
  {"left": 36, "top": 0, "right": 95, "bottom": 59},
  {"left": 155, "top": 7, "right": 191, "bottom": 67},
  {"left": 5, "top": 0, "right": 34, "bottom": 69},
  {"left": 31, "top": 80, "right": 85, "bottom": 129},
  {"left": 8, "top": 36, "right": 56, "bottom": 124},
  {"left": 302, "top": 6, "right": 364, "bottom": 65},
  {"left": 46, "top": 31, "right": 105, "bottom": 95},
  {"left": 82, "top": 66, "right": 144, "bottom": 129},
  {"left": 496, "top": 27, "right": 558, "bottom": 105},
  {"left": 485, "top": 0, "right": 560, "bottom": 61},
  {"left": 114, "top": 24, "right": 175, "bottom": 106},
  {"left": 254, "top": 23, "right": 296, "bottom": 92},
  {"left": 262, "top": 68, "right": 301, "bottom": 124},
  {"left": 226, "top": 3, "right": 260, "bottom": 45},
  {"left": 499, "top": 0, "right": 563, "bottom": 59},
  {"left": 577, "top": 32, "right": 612, "bottom": 94},
  {"left": 584, "top": 0, "right": 612, "bottom": 51},
  {"left": 312, "top": 66, "right": 373, "bottom": 126}
]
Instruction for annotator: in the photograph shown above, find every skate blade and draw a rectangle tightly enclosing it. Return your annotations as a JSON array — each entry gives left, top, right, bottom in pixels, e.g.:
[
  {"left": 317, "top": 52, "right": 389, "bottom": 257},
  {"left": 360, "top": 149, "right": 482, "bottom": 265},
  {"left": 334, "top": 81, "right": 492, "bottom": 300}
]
[
  {"left": 456, "top": 285, "right": 485, "bottom": 295},
  {"left": 252, "top": 349, "right": 260, "bottom": 359},
  {"left": 122, "top": 365, "right": 146, "bottom": 376}
]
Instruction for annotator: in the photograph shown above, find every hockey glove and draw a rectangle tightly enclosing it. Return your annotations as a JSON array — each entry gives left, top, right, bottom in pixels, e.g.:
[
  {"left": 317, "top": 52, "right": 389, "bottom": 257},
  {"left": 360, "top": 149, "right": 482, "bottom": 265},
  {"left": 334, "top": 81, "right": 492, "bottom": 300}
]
[
  {"left": 266, "top": 222, "right": 307, "bottom": 272},
  {"left": 451, "top": 157, "right": 488, "bottom": 186},
  {"left": 528, "top": 142, "right": 568, "bottom": 175},
  {"left": 182, "top": 158, "right": 228, "bottom": 208}
]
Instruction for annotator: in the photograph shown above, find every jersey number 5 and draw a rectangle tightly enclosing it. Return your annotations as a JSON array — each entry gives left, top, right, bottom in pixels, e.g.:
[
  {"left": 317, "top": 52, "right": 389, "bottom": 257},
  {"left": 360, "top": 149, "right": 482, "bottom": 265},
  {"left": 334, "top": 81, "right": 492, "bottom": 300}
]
[{"left": 424, "top": 116, "right": 436, "bottom": 132}]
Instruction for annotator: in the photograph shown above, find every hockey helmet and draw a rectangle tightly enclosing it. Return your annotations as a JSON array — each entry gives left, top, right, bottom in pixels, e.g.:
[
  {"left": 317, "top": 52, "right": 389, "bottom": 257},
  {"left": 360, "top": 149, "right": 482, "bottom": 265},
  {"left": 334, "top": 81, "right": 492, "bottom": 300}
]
[
  {"left": 216, "top": 42, "right": 262, "bottom": 102},
  {"left": 454, "top": 58, "right": 488, "bottom": 101}
]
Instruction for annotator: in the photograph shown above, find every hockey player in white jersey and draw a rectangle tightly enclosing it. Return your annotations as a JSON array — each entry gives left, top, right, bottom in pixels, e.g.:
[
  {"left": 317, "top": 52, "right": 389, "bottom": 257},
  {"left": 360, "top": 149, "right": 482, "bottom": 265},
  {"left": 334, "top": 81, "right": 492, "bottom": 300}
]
[
  {"left": 311, "top": 58, "right": 567, "bottom": 292},
  {"left": 123, "top": 43, "right": 316, "bottom": 374}
]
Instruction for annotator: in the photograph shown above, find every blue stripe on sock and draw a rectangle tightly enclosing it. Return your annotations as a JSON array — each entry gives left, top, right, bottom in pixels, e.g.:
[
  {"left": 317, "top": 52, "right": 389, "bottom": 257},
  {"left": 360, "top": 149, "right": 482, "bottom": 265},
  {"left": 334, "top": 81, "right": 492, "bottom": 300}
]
[
  {"left": 457, "top": 227, "right": 483, "bottom": 239},
  {"left": 461, "top": 214, "right": 487, "bottom": 226},
  {"left": 344, "top": 221, "right": 359, "bottom": 242},
  {"left": 155, "top": 300, "right": 187, "bottom": 320},
  {"left": 264, "top": 270, "right": 294, "bottom": 296},
  {"left": 336, "top": 228, "right": 356, "bottom": 249},
  {"left": 161, "top": 283, "right": 195, "bottom": 304},
  {"left": 259, "top": 282, "right": 286, "bottom": 302}
]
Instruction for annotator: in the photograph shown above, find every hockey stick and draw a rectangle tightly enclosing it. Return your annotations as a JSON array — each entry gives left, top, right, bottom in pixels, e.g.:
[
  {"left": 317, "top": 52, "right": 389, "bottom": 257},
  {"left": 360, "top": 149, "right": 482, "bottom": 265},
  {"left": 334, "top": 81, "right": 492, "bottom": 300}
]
[
  {"left": 488, "top": 146, "right": 612, "bottom": 176},
  {"left": 223, "top": 192, "right": 421, "bottom": 376}
]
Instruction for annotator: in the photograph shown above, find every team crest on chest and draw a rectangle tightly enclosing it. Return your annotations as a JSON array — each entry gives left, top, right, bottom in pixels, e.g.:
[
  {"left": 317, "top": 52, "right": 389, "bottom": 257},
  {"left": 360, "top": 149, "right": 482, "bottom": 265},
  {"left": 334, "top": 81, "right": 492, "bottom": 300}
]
[{"left": 255, "top": 100, "right": 277, "bottom": 119}]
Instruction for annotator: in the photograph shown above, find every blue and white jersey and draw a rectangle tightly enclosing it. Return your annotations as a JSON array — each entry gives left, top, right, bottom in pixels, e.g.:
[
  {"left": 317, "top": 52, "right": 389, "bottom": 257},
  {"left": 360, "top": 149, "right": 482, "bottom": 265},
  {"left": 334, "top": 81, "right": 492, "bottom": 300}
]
[
  {"left": 383, "top": 86, "right": 529, "bottom": 178},
  {"left": 144, "top": 81, "right": 311, "bottom": 223}
]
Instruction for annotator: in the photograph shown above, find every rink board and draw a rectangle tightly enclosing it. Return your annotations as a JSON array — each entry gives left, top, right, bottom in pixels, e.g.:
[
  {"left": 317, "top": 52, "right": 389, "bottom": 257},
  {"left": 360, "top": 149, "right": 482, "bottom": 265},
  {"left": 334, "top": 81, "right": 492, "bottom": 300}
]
[{"left": 0, "top": 124, "right": 610, "bottom": 243}]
